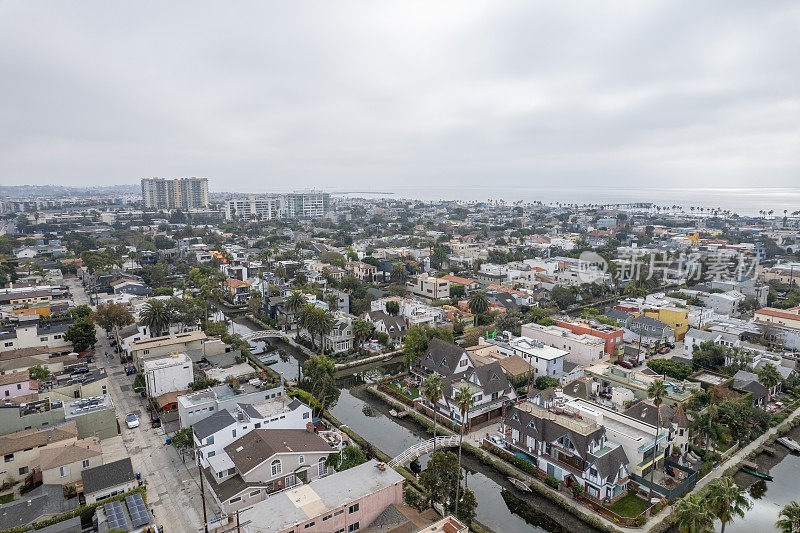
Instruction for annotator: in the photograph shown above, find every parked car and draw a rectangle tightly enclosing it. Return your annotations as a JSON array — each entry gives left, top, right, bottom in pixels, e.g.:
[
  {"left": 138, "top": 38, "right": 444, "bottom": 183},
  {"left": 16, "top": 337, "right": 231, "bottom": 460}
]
[
  {"left": 615, "top": 359, "right": 633, "bottom": 369},
  {"left": 488, "top": 435, "right": 505, "bottom": 448},
  {"left": 658, "top": 347, "right": 671, "bottom": 355},
  {"left": 126, "top": 413, "right": 140, "bottom": 429}
]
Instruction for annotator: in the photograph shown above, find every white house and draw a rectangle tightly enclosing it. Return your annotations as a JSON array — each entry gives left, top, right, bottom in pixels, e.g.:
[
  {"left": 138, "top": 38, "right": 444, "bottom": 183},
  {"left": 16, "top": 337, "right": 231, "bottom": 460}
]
[{"left": 142, "top": 352, "right": 193, "bottom": 397}]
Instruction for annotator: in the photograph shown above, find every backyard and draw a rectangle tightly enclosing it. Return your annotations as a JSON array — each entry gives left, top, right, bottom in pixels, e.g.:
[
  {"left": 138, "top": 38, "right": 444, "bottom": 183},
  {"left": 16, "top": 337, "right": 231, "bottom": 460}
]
[{"left": 604, "top": 491, "right": 650, "bottom": 518}]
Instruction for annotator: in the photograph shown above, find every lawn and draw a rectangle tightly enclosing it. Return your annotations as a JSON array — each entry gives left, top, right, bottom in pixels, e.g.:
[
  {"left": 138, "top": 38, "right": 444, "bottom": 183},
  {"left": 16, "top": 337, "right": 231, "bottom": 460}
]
[
  {"left": 605, "top": 492, "right": 650, "bottom": 518},
  {"left": 0, "top": 493, "right": 14, "bottom": 504}
]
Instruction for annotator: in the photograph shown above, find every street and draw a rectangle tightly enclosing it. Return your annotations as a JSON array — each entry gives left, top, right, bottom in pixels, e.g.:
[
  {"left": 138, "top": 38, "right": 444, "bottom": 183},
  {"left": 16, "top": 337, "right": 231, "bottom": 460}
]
[{"left": 67, "top": 278, "right": 216, "bottom": 533}]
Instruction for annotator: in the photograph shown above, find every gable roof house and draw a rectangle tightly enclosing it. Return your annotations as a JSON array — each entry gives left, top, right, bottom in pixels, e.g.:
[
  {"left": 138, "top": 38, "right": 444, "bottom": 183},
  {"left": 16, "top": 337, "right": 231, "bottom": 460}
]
[
  {"left": 364, "top": 310, "right": 407, "bottom": 342},
  {"left": 501, "top": 401, "right": 630, "bottom": 504},
  {"left": 203, "top": 428, "right": 335, "bottom": 514},
  {"left": 414, "top": 338, "right": 516, "bottom": 429}
]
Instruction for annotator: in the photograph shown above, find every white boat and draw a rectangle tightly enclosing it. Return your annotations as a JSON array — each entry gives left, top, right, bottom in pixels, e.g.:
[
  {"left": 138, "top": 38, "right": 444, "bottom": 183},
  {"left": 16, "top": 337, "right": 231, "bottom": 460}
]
[{"left": 389, "top": 409, "right": 398, "bottom": 417}]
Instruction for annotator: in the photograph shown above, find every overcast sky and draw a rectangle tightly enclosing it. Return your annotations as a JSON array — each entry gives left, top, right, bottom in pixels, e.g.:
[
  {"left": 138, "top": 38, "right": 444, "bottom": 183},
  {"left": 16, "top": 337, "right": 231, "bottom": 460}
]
[{"left": 1, "top": 1, "right": 799, "bottom": 194}]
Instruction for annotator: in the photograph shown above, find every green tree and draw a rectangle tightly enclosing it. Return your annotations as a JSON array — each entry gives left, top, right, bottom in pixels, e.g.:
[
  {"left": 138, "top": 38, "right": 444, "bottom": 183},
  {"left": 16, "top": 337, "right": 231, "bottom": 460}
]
[
  {"left": 385, "top": 300, "right": 400, "bottom": 316},
  {"left": 139, "top": 299, "right": 172, "bottom": 337},
  {"left": 352, "top": 319, "right": 373, "bottom": 354},
  {"left": 647, "top": 379, "right": 667, "bottom": 502},
  {"left": 402, "top": 325, "right": 454, "bottom": 370},
  {"left": 453, "top": 384, "right": 475, "bottom": 519},
  {"left": 71, "top": 305, "right": 92, "bottom": 319},
  {"left": 390, "top": 263, "right": 408, "bottom": 284},
  {"left": 422, "top": 375, "right": 444, "bottom": 451},
  {"left": 707, "top": 477, "right": 750, "bottom": 533},
  {"left": 28, "top": 365, "right": 51, "bottom": 381},
  {"left": 777, "top": 501, "right": 800, "bottom": 533},
  {"left": 327, "top": 445, "right": 367, "bottom": 471},
  {"left": 419, "top": 451, "right": 461, "bottom": 510},
  {"left": 302, "top": 354, "right": 340, "bottom": 413},
  {"left": 550, "top": 286, "right": 576, "bottom": 310},
  {"left": 65, "top": 319, "right": 97, "bottom": 352},
  {"left": 170, "top": 428, "right": 194, "bottom": 451},
  {"left": 646, "top": 359, "right": 694, "bottom": 380},
  {"left": 675, "top": 494, "right": 715, "bottom": 533},
  {"left": 285, "top": 291, "right": 308, "bottom": 339},
  {"left": 757, "top": 363, "right": 782, "bottom": 401},
  {"left": 468, "top": 291, "right": 489, "bottom": 315},
  {"left": 92, "top": 301, "right": 134, "bottom": 348},
  {"left": 534, "top": 376, "right": 560, "bottom": 390}
]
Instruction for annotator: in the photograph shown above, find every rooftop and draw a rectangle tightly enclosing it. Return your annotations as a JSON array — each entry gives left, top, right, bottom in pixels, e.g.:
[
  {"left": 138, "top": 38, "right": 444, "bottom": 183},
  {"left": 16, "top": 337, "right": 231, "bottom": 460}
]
[
  {"left": 64, "top": 394, "right": 114, "bottom": 417},
  {"left": 239, "top": 460, "right": 404, "bottom": 533},
  {"left": 142, "top": 352, "right": 192, "bottom": 370}
]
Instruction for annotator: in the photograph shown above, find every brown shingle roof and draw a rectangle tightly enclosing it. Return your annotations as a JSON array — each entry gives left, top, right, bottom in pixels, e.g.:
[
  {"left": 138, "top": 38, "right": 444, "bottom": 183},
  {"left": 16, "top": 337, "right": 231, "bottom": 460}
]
[
  {"left": 32, "top": 438, "right": 102, "bottom": 472},
  {"left": 224, "top": 429, "right": 331, "bottom": 475},
  {"left": 0, "top": 422, "right": 78, "bottom": 456}
]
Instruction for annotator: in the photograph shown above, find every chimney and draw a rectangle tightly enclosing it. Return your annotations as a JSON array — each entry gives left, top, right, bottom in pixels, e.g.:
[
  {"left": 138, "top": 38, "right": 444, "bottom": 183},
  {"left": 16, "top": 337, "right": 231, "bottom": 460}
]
[{"left": 306, "top": 422, "right": 314, "bottom": 433}]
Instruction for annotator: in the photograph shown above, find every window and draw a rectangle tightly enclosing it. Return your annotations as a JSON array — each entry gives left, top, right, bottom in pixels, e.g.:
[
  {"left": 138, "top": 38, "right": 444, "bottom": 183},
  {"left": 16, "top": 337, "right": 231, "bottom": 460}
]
[
  {"left": 18, "top": 466, "right": 28, "bottom": 475},
  {"left": 101, "top": 386, "right": 107, "bottom": 394},
  {"left": 303, "top": 522, "right": 315, "bottom": 529},
  {"left": 82, "top": 460, "right": 90, "bottom": 468},
  {"left": 249, "top": 490, "right": 260, "bottom": 497},
  {"left": 322, "top": 514, "right": 332, "bottom": 522},
  {"left": 348, "top": 523, "right": 360, "bottom": 532},
  {"left": 271, "top": 459, "right": 282, "bottom": 476},
  {"left": 4, "top": 342, "right": 13, "bottom": 347},
  {"left": 254, "top": 422, "right": 261, "bottom": 429},
  {"left": 206, "top": 436, "right": 214, "bottom": 445},
  {"left": 334, "top": 509, "right": 344, "bottom": 516},
  {"left": 232, "top": 429, "right": 236, "bottom": 438},
  {"left": 40, "top": 337, "right": 48, "bottom": 342},
  {"left": 349, "top": 503, "right": 359, "bottom": 514},
  {"left": 59, "top": 466, "right": 68, "bottom": 477},
  {"left": 229, "top": 497, "right": 241, "bottom": 504},
  {"left": 318, "top": 457, "right": 327, "bottom": 477},
  {"left": 4, "top": 454, "right": 13, "bottom": 463},
  {"left": 207, "top": 451, "right": 215, "bottom": 458},
  {"left": 303, "top": 412, "right": 310, "bottom": 419}
]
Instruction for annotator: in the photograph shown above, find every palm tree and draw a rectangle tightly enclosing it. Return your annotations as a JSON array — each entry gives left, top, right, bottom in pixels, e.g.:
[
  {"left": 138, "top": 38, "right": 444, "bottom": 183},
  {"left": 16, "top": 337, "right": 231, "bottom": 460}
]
[
  {"left": 647, "top": 379, "right": 667, "bottom": 502},
  {"left": 285, "top": 291, "right": 307, "bottom": 338},
  {"left": 352, "top": 319, "right": 372, "bottom": 354},
  {"left": 757, "top": 363, "right": 782, "bottom": 401},
  {"left": 675, "top": 494, "right": 714, "bottom": 533},
  {"left": 453, "top": 384, "right": 475, "bottom": 518},
  {"left": 139, "top": 299, "right": 171, "bottom": 337},
  {"left": 707, "top": 477, "right": 750, "bottom": 533},
  {"left": 777, "top": 501, "right": 800, "bottom": 533},
  {"left": 468, "top": 291, "right": 489, "bottom": 315},
  {"left": 422, "top": 375, "right": 444, "bottom": 451}
]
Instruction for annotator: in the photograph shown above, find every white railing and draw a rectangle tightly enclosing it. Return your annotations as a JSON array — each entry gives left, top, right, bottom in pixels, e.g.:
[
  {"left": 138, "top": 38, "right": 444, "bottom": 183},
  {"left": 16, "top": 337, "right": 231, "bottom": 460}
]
[
  {"left": 241, "top": 330, "right": 286, "bottom": 341},
  {"left": 388, "top": 436, "right": 460, "bottom": 467}
]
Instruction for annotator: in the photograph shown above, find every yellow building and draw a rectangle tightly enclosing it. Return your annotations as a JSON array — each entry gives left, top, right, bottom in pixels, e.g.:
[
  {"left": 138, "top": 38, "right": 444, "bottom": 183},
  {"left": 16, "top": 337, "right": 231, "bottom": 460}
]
[{"left": 643, "top": 306, "right": 689, "bottom": 340}]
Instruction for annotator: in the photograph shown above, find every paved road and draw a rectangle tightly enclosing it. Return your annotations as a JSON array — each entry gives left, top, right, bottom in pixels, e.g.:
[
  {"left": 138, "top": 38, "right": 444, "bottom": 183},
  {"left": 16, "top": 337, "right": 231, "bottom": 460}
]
[{"left": 67, "top": 278, "right": 217, "bottom": 533}]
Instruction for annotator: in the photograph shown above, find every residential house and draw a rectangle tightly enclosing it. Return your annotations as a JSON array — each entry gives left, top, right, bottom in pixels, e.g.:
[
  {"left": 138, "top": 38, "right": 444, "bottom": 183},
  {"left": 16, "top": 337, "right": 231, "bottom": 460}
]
[
  {"left": 204, "top": 428, "right": 335, "bottom": 514},
  {"left": 322, "top": 312, "right": 355, "bottom": 354},
  {"left": 501, "top": 402, "right": 630, "bottom": 503},
  {"left": 238, "top": 460, "right": 409, "bottom": 533},
  {"left": 0, "top": 422, "right": 79, "bottom": 480},
  {"left": 0, "top": 316, "right": 72, "bottom": 354},
  {"left": 32, "top": 437, "right": 103, "bottom": 486},
  {"left": 0, "top": 371, "right": 37, "bottom": 400},
  {"left": 478, "top": 335, "right": 567, "bottom": 382},
  {"left": 345, "top": 261, "right": 377, "bottom": 282},
  {"left": 553, "top": 319, "right": 624, "bottom": 358},
  {"left": 364, "top": 310, "right": 407, "bottom": 343},
  {"left": 223, "top": 278, "right": 251, "bottom": 306},
  {"left": 178, "top": 382, "right": 286, "bottom": 428},
  {"left": 414, "top": 339, "right": 516, "bottom": 428},
  {"left": 406, "top": 275, "right": 450, "bottom": 300},
  {"left": 81, "top": 458, "right": 137, "bottom": 504},
  {"left": 521, "top": 322, "right": 606, "bottom": 366},
  {"left": 193, "top": 397, "right": 313, "bottom": 468},
  {"left": 142, "top": 352, "right": 193, "bottom": 397},
  {"left": 128, "top": 330, "right": 209, "bottom": 369}
]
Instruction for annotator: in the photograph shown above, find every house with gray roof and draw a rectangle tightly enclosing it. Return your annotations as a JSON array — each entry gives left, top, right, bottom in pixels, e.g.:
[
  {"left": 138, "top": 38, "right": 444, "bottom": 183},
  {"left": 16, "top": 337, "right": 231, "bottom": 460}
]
[
  {"left": 81, "top": 458, "right": 136, "bottom": 504},
  {"left": 413, "top": 338, "right": 516, "bottom": 429},
  {"left": 501, "top": 401, "right": 630, "bottom": 504}
]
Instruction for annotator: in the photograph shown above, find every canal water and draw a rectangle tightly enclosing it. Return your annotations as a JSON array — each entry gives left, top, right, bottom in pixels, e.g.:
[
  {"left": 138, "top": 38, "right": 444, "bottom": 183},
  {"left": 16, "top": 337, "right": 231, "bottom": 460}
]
[
  {"left": 724, "top": 425, "right": 800, "bottom": 533},
  {"left": 222, "top": 311, "right": 599, "bottom": 533}
]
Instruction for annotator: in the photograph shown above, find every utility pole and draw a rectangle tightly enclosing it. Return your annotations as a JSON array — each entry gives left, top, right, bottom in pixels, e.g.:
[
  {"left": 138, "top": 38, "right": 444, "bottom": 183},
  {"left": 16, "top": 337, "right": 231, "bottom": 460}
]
[{"left": 192, "top": 426, "right": 209, "bottom": 533}]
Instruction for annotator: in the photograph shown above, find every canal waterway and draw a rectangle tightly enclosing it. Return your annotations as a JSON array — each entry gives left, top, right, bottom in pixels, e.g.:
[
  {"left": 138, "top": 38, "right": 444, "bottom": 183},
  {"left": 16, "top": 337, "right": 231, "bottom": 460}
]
[{"left": 220, "top": 310, "right": 600, "bottom": 533}]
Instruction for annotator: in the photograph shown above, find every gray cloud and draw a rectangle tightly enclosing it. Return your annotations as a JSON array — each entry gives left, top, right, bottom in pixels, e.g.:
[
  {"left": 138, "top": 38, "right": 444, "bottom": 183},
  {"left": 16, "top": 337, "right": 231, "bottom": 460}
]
[{"left": 1, "top": 0, "right": 798, "bottom": 193}]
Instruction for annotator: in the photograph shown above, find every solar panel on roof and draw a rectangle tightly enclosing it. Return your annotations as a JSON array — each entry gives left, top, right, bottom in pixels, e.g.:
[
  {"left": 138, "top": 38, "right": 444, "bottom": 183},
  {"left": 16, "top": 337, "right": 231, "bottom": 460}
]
[
  {"left": 104, "top": 500, "right": 130, "bottom": 531},
  {"left": 126, "top": 493, "right": 151, "bottom": 528}
]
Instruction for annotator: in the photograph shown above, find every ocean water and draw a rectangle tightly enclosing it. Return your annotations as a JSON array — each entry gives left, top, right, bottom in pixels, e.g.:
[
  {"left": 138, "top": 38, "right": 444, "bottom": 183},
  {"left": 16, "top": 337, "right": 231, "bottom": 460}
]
[{"left": 331, "top": 186, "right": 800, "bottom": 217}]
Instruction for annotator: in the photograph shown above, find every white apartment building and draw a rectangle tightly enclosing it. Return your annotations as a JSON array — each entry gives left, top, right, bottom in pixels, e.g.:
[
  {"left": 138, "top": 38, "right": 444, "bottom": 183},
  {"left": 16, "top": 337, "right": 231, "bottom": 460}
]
[
  {"left": 370, "top": 297, "right": 445, "bottom": 327},
  {"left": 283, "top": 190, "right": 330, "bottom": 219},
  {"left": 406, "top": 274, "right": 450, "bottom": 300},
  {"left": 224, "top": 196, "right": 283, "bottom": 221},
  {"left": 142, "top": 352, "right": 193, "bottom": 397},
  {"left": 521, "top": 322, "right": 605, "bottom": 366},
  {"left": 0, "top": 316, "right": 72, "bottom": 354},
  {"left": 178, "top": 382, "right": 286, "bottom": 428},
  {"left": 141, "top": 177, "right": 208, "bottom": 209},
  {"left": 479, "top": 335, "right": 567, "bottom": 380}
]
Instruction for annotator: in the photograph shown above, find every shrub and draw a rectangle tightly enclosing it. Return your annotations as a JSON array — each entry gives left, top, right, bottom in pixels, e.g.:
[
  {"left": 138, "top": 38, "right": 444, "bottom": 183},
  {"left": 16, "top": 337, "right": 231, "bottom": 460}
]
[{"left": 544, "top": 475, "right": 560, "bottom": 489}]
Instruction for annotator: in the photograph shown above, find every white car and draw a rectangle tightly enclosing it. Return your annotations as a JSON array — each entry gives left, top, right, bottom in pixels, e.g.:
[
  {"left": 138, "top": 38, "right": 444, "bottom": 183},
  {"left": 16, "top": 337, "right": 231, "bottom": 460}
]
[
  {"left": 488, "top": 435, "right": 505, "bottom": 448},
  {"left": 126, "top": 413, "right": 140, "bottom": 429}
]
